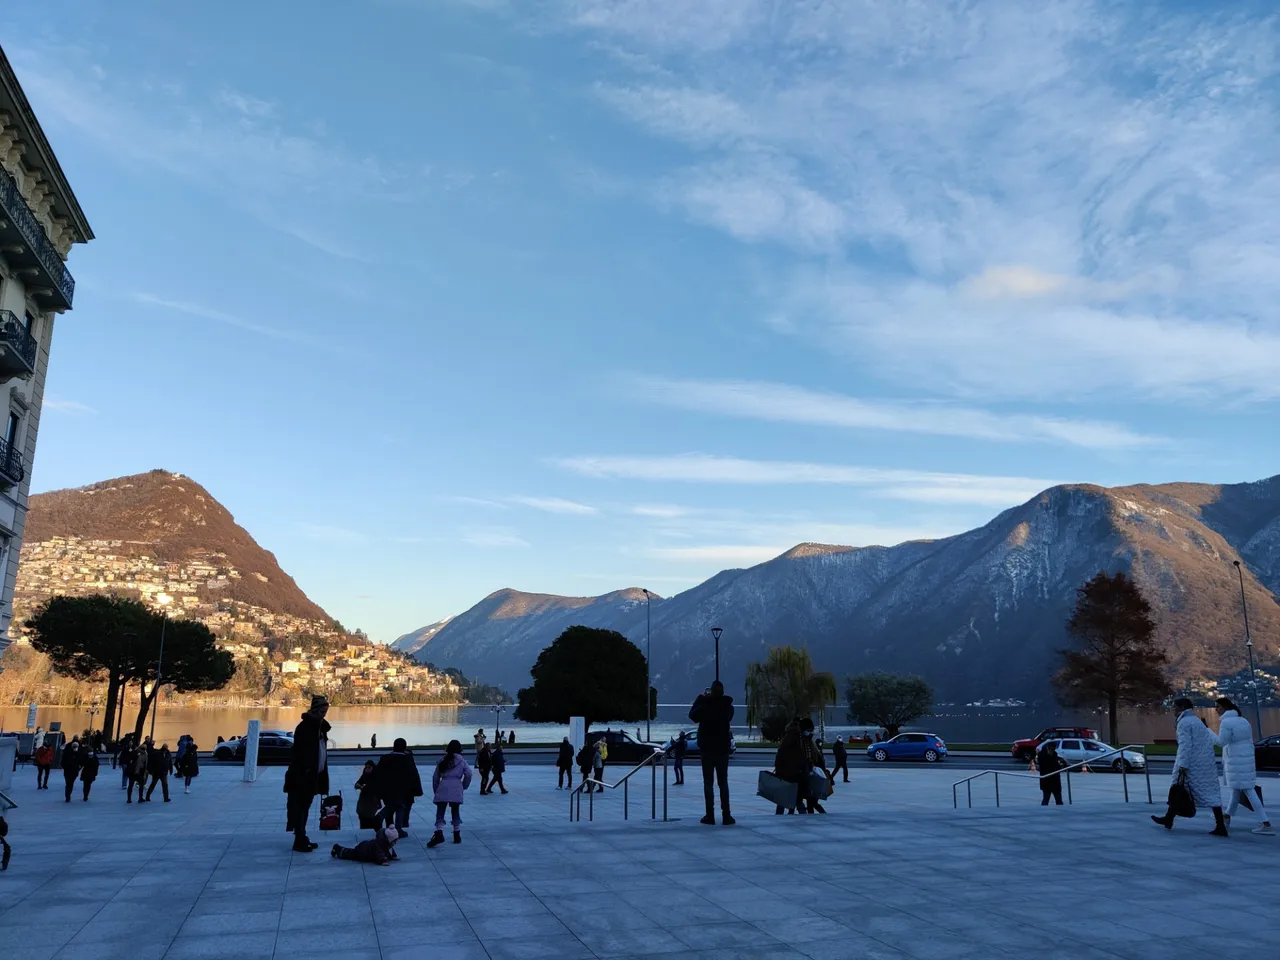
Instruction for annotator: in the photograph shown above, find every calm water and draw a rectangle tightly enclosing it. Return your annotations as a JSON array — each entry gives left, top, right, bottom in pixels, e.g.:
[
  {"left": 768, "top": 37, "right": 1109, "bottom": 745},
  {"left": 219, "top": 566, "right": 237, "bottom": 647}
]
[{"left": 5, "top": 703, "right": 1278, "bottom": 748}]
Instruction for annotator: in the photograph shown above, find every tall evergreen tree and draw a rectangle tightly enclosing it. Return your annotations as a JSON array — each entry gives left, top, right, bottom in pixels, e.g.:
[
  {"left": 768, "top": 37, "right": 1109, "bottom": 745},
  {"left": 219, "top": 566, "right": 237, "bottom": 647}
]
[{"left": 514, "top": 625, "right": 652, "bottom": 730}]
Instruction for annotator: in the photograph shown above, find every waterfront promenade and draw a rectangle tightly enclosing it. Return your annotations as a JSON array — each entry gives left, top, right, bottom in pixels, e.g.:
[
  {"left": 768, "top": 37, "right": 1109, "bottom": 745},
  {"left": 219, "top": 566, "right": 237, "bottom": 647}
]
[{"left": 1, "top": 763, "right": 1275, "bottom": 960}]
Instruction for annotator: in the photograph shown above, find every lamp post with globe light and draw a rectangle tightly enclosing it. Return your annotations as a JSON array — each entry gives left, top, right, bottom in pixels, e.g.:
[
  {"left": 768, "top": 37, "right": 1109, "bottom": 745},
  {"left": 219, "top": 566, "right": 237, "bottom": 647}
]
[
  {"left": 711, "top": 626, "right": 722, "bottom": 683},
  {"left": 149, "top": 593, "right": 173, "bottom": 740},
  {"left": 1232, "top": 561, "right": 1265, "bottom": 735}
]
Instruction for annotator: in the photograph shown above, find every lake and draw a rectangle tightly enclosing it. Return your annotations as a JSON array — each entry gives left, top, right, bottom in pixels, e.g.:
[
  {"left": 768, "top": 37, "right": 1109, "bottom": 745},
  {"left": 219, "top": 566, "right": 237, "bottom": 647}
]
[{"left": 4, "top": 702, "right": 1278, "bottom": 748}]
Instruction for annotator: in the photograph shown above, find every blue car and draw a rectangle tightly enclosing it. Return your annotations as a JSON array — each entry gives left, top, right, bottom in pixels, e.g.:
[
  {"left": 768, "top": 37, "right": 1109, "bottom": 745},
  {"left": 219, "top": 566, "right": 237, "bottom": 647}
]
[{"left": 866, "top": 733, "right": 947, "bottom": 763}]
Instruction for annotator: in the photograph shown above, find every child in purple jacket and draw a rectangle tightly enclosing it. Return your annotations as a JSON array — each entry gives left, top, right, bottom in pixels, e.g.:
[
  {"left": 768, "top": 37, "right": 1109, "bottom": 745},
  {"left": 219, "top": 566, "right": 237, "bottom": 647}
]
[{"left": 428, "top": 740, "right": 473, "bottom": 848}]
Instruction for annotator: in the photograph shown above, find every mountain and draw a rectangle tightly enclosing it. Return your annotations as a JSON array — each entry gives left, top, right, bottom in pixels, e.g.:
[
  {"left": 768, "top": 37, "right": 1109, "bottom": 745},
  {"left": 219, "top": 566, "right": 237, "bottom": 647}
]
[
  {"left": 406, "top": 476, "right": 1280, "bottom": 702},
  {"left": 390, "top": 617, "right": 453, "bottom": 657}
]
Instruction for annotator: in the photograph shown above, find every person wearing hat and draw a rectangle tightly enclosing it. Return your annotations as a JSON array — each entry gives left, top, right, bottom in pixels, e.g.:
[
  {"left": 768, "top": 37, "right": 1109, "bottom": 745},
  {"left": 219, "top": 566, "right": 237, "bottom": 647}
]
[
  {"left": 286, "top": 695, "right": 332, "bottom": 853},
  {"left": 331, "top": 824, "right": 399, "bottom": 865},
  {"left": 832, "top": 736, "right": 850, "bottom": 783},
  {"left": 1152, "top": 696, "right": 1227, "bottom": 835}
]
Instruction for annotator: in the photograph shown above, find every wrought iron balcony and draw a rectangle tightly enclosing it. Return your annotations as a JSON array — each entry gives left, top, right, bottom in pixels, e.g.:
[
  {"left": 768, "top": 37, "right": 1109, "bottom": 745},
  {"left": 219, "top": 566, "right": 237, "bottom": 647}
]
[
  {"left": 0, "top": 309, "right": 36, "bottom": 379},
  {"left": 0, "top": 435, "right": 23, "bottom": 487},
  {"left": 0, "top": 164, "right": 74, "bottom": 310}
]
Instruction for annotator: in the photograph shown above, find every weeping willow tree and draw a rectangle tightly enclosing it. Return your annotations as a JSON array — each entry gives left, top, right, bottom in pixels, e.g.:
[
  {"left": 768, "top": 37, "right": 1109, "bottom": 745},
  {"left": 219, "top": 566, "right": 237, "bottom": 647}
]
[{"left": 744, "top": 646, "right": 837, "bottom": 742}]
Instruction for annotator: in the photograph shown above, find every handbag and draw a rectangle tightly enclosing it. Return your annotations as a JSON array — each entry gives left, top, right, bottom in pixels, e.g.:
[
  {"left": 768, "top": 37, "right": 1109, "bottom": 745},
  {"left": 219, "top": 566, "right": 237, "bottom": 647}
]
[
  {"left": 757, "top": 770, "right": 799, "bottom": 807},
  {"left": 319, "top": 792, "right": 343, "bottom": 830},
  {"left": 1167, "top": 770, "right": 1196, "bottom": 819},
  {"left": 808, "top": 770, "right": 833, "bottom": 801}
]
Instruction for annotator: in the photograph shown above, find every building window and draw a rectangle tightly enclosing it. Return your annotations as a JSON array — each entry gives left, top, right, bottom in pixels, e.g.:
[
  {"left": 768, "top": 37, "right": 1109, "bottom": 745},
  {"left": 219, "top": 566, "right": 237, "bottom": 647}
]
[
  {"left": 5, "top": 412, "right": 18, "bottom": 449},
  {"left": 22, "top": 312, "right": 33, "bottom": 331}
]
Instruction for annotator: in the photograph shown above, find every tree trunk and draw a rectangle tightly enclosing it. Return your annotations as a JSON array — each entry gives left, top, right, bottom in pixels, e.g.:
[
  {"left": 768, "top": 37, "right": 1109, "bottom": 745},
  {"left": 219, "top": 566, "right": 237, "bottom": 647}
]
[
  {"left": 1108, "top": 695, "right": 1119, "bottom": 746},
  {"left": 133, "top": 684, "right": 160, "bottom": 740},
  {"left": 101, "top": 673, "right": 120, "bottom": 744}
]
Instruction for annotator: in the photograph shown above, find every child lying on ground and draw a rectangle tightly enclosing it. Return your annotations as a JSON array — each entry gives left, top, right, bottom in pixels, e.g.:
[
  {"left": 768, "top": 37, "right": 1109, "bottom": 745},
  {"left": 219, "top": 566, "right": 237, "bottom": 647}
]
[{"left": 330, "top": 825, "right": 399, "bottom": 865}]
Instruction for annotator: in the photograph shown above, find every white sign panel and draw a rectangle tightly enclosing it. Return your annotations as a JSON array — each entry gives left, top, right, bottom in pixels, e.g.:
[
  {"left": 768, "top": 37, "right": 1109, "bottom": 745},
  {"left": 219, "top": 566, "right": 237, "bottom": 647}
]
[
  {"left": 242, "top": 719, "right": 260, "bottom": 783},
  {"left": 25, "top": 703, "right": 37, "bottom": 729},
  {"left": 569, "top": 716, "right": 585, "bottom": 754}
]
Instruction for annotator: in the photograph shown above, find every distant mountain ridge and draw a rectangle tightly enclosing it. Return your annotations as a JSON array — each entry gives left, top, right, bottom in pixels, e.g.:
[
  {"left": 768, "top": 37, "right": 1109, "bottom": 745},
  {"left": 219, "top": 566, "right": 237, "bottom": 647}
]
[
  {"left": 390, "top": 617, "right": 453, "bottom": 657},
  {"left": 406, "top": 476, "right": 1280, "bottom": 702}
]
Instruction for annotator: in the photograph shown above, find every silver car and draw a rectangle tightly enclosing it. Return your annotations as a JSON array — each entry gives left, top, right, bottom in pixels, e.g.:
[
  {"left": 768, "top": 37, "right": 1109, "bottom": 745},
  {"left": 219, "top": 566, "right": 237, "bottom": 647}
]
[{"left": 1039, "top": 738, "right": 1146, "bottom": 772}]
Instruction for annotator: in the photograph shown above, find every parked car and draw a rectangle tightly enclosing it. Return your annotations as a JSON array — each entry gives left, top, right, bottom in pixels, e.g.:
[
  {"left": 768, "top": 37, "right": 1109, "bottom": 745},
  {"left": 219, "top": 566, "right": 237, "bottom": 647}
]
[
  {"left": 1255, "top": 734, "right": 1280, "bottom": 771},
  {"left": 585, "top": 729, "right": 663, "bottom": 765},
  {"left": 1038, "top": 738, "right": 1145, "bottom": 772},
  {"left": 213, "top": 730, "right": 294, "bottom": 763},
  {"left": 661, "top": 730, "right": 738, "bottom": 757},
  {"left": 866, "top": 733, "right": 948, "bottom": 763},
  {"left": 1011, "top": 726, "right": 1100, "bottom": 761}
]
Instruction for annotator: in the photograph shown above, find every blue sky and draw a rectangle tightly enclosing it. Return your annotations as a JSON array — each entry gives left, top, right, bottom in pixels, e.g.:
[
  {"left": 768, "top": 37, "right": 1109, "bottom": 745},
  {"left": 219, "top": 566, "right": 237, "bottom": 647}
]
[{"left": 6, "top": 1, "right": 1280, "bottom": 642}]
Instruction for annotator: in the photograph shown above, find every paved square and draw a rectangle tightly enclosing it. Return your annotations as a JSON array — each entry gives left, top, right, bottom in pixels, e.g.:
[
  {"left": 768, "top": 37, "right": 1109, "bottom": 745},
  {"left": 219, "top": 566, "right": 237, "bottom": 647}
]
[{"left": 1, "top": 758, "right": 1275, "bottom": 959}]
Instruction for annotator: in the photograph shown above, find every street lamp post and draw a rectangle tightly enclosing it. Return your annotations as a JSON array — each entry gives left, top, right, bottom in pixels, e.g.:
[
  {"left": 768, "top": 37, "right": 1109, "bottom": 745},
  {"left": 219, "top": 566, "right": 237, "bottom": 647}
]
[
  {"left": 149, "top": 594, "right": 173, "bottom": 741},
  {"left": 710, "top": 626, "right": 723, "bottom": 683},
  {"left": 87, "top": 699, "right": 100, "bottom": 741},
  {"left": 1232, "top": 561, "right": 1265, "bottom": 736},
  {"left": 493, "top": 703, "right": 506, "bottom": 743},
  {"left": 643, "top": 589, "right": 652, "bottom": 740}
]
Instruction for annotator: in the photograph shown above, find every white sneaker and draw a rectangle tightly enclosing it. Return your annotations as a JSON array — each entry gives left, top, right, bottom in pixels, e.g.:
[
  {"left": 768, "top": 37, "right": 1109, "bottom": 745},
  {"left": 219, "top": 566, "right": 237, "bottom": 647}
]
[
  {"left": 1252, "top": 825, "right": 1274, "bottom": 836},
  {"left": 1223, "top": 815, "right": 1231, "bottom": 827},
  {"left": 184, "top": 787, "right": 190, "bottom": 794}
]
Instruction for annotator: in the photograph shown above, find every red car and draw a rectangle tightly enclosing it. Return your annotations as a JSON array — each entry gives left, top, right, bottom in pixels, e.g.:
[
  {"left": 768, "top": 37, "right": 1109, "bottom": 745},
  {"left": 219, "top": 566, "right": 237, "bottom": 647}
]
[{"left": 1011, "top": 727, "right": 1099, "bottom": 761}]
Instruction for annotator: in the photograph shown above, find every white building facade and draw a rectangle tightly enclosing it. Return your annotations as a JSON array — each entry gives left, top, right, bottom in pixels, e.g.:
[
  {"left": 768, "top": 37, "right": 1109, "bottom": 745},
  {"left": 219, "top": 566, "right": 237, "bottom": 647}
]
[{"left": 0, "top": 47, "right": 93, "bottom": 650}]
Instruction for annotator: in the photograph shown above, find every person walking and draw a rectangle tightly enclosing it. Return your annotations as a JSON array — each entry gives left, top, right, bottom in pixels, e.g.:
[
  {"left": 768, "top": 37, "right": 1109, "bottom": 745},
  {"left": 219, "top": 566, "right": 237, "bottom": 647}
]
[
  {"left": 1037, "top": 741, "right": 1065, "bottom": 806},
  {"left": 1152, "top": 697, "right": 1227, "bottom": 835},
  {"left": 476, "top": 743, "right": 492, "bottom": 795},
  {"left": 689, "top": 680, "right": 735, "bottom": 825},
  {"left": 179, "top": 740, "right": 200, "bottom": 794},
  {"left": 773, "top": 718, "right": 810, "bottom": 815},
  {"left": 127, "top": 739, "right": 150, "bottom": 803},
  {"left": 285, "top": 695, "right": 332, "bottom": 853},
  {"left": 832, "top": 736, "right": 850, "bottom": 783},
  {"left": 1215, "top": 697, "right": 1274, "bottom": 836},
  {"left": 556, "top": 737, "right": 574, "bottom": 789},
  {"left": 671, "top": 732, "right": 687, "bottom": 786},
  {"left": 117, "top": 734, "right": 134, "bottom": 789},
  {"left": 33, "top": 740, "right": 53, "bottom": 790},
  {"left": 145, "top": 741, "right": 173, "bottom": 802},
  {"left": 490, "top": 742, "right": 509, "bottom": 794},
  {"left": 61, "top": 736, "right": 83, "bottom": 803},
  {"left": 80, "top": 749, "right": 100, "bottom": 801},
  {"left": 331, "top": 825, "right": 399, "bottom": 866},
  {"left": 428, "top": 740, "right": 473, "bottom": 847},
  {"left": 375, "top": 738, "right": 424, "bottom": 833},
  {"left": 800, "top": 720, "right": 830, "bottom": 813},
  {"left": 355, "top": 760, "right": 384, "bottom": 832},
  {"left": 577, "top": 741, "right": 594, "bottom": 792}
]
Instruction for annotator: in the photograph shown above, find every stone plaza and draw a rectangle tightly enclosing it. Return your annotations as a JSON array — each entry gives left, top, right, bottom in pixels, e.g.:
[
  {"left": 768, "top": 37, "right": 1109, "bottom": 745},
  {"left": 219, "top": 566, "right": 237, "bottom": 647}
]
[{"left": 1, "top": 759, "right": 1276, "bottom": 960}]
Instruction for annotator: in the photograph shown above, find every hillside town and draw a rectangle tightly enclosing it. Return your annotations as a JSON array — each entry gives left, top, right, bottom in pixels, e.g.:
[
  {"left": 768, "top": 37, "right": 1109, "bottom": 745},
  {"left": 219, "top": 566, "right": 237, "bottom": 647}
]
[{"left": 7, "top": 536, "right": 462, "bottom": 705}]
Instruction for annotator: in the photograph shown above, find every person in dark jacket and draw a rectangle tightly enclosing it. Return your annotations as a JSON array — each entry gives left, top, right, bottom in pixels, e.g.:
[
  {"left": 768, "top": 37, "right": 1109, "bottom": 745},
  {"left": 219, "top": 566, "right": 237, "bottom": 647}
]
[
  {"left": 490, "top": 743, "right": 509, "bottom": 794},
  {"left": 179, "top": 740, "right": 200, "bottom": 794},
  {"left": 508, "top": 730, "right": 515, "bottom": 746},
  {"left": 117, "top": 735, "right": 134, "bottom": 788},
  {"left": 285, "top": 695, "right": 331, "bottom": 852},
  {"left": 1037, "top": 742, "right": 1065, "bottom": 806},
  {"left": 689, "top": 680, "right": 735, "bottom": 825},
  {"left": 355, "top": 760, "right": 383, "bottom": 831},
  {"left": 145, "top": 741, "right": 173, "bottom": 802},
  {"left": 370, "top": 733, "right": 377, "bottom": 750},
  {"left": 556, "top": 737, "right": 574, "bottom": 789},
  {"left": 800, "top": 721, "right": 829, "bottom": 814},
  {"left": 375, "top": 738, "right": 424, "bottom": 833},
  {"left": 476, "top": 743, "right": 493, "bottom": 795},
  {"left": 671, "top": 732, "right": 688, "bottom": 785},
  {"left": 576, "top": 742, "right": 594, "bottom": 792},
  {"left": 331, "top": 825, "right": 399, "bottom": 865},
  {"left": 127, "top": 738, "right": 150, "bottom": 803},
  {"left": 80, "top": 750, "right": 100, "bottom": 801},
  {"left": 773, "top": 718, "right": 810, "bottom": 815},
  {"left": 61, "top": 737, "right": 83, "bottom": 802},
  {"left": 832, "top": 736, "right": 849, "bottom": 783}
]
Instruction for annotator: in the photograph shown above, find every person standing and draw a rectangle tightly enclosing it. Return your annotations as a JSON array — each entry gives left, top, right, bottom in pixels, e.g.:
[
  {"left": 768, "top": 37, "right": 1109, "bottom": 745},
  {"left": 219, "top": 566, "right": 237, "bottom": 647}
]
[
  {"left": 1215, "top": 697, "right": 1274, "bottom": 835},
  {"left": 370, "top": 733, "right": 377, "bottom": 750},
  {"left": 33, "top": 740, "right": 53, "bottom": 790},
  {"left": 127, "top": 739, "right": 150, "bottom": 803},
  {"left": 508, "top": 730, "right": 515, "bottom": 746},
  {"left": 375, "top": 738, "right": 424, "bottom": 833},
  {"left": 671, "top": 732, "right": 688, "bottom": 786},
  {"left": 355, "top": 761, "right": 383, "bottom": 832},
  {"left": 832, "top": 736, "right": 850, "bottom": 783},
  {"left": 1037, "top": 742, "right": 1065, "bottom": 806},
  {"left": 428, "top": 740, "right": 473, "bottom": 847},
  {"left": 1152, "top": 697, "right": 1227, "bottom": 835},
  {"left": 145, "top": 741, "right": 173, "bottom": 802},
  {"left": 592, "top": 738, "right": 606, "bottom": 790},
  {"left": 179, "top": 740, "right": 200, "bottom": 794},
  {"left": 473, "top": 728, "right": 486, "bottom": 754},
  {"left": 556, "top": 737, "right": 574, "bottom": 789},
  {"left": 80, "top": 749, "right": 100, "bottom": 801},
  {"left": 285, "top": 695, "right": 332, "bottom": 852},
  {"left": 61, "top": 736, "right": 83, "bottom": 803},
  {"left": 689, "top": 680, "right": 735, "bottom": 825},
  {"left": 476, "top": 743, "right": 492, "bottom": 795},
  {"left": 577, "top": 741, "right": 594, "bottom": 792},
  {"left": 490, "top": 742, "right": 509, "bottom": 794}
]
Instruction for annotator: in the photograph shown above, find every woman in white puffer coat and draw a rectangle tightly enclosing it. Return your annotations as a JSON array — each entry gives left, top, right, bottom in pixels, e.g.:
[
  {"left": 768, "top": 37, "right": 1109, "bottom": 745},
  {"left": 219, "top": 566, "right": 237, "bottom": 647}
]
[
  {"left": 1214, "top": 698, "right": 1274, "bottom": 836},
  {"left": 1151, "top": 697, "right": 1227, "bottom": 835}
]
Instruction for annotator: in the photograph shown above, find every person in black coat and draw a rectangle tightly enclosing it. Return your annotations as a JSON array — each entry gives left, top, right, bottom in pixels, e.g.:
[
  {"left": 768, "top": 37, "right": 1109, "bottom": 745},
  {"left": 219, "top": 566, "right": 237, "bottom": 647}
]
[
  {"left": 80, "top": 750, "right": 100, "bottom": 801},
  {"left": 490, "top": 743, "right": 509, "bottom": 794},
  {"left": 285, "top": 696, "right": 332, "bottom": 852},
  {"left": 556, "top": 737, "right": 574, "bottom": 789},
  {"left": 832, "top": 736, "right": 849, "bottom": 783},
  {"left": 61, "top": 737, "right": 83, "bottom": 803},
  {"left": 355, "top": 760, "right": 383, "bottom": 831},
  {"left": 145, "top": 742, "right": 173, "bottom": 802},
  {"left": 1037, "top": 742, "right": 1066, "bottom": 806},
  {"left": 689, "top": 681, "right": 735, "bottom": 825},
  {"left": 476, "top": 744, "right": 492, "bottom": 795},
  {"left": 374, "top": 738, "right": 423, "bottom": 833},
  {"left": 671, "top": 732, "right": 688, "bottom": 786}
]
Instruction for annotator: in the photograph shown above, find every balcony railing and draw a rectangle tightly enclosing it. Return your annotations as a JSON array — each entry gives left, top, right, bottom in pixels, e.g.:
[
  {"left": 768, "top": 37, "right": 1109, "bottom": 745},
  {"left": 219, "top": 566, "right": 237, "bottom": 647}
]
[
  {"left": 0, "top": 309, "right": 37, "bottom": 378},
  {"left": 0, "top": 165, "right": 75, "bottom": 309},
  {"left": 0, "top": 435, "right": 23, "bottom": 486}
]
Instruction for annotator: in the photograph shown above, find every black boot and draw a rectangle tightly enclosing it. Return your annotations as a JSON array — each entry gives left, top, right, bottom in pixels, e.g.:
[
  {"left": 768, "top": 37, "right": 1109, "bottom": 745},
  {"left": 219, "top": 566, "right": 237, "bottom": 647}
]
[
  {"left": 453, "top": 831, "right": 462, "bottom": 844},
  {"left": 427, "top": 830, "right": 445, "bottom": 848},
  {"left": 1151, "top": 813, "right": 1174, "bottom": 830},
  {"left": 1210, "top": 808, "right": 1229, "bottom": 837}
]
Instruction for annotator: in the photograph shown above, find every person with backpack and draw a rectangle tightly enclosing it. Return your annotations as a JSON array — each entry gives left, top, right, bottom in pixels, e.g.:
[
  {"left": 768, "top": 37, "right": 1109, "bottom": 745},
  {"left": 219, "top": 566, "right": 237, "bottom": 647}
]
[
  {"left": 61, "top": 736, "right": 83, "bottom": 803},
  {"left": 490, "top": 742, "right": 509, "bottom": 794},
  {"left": 476, "top": 743, "right": 492, "bottom": 795},
  {"left": 689, "top": 680, "right": 735, "bottom": 825},
  {"left": 33, "top": 740, "right": 53, "bottom": 790},
  {"left": 374, "top": 738, "right": 423, "bottom": 833},
  {"left": 428, "top": 740, "right": 473, "bottom": 847},
  {"left": 145, "top": 741, "right": 173, "bottom": 802},
  {"left": 1214, "top": 697, "right": 1274, "bottom": 835},
  {"left": 556, "top": 737, "right": 574, "bottom": 789},
  {"left": 127, "top": 739, "right": 150, "bottom": 803},
  {"left": 576, "top": 741, "right": 594, "bottom": 792},
  {"left": 285, "top": 695, "right": 332, "bottom": 852},
  {"left": 178, "top": 740, "right": 200, "bottom": 794},
  {"left": 79, "top": 749, "right": 100, "bottom": 801},
  {"left": 331, "top": 825, "right": 399, "bottom": 866}
]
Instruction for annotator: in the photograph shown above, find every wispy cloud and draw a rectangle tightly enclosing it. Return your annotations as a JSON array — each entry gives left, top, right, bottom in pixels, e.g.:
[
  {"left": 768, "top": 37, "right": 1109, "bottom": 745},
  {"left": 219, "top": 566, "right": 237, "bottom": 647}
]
[
  {"left": 554, "top": 453, "right": 1053, "bottom": 506},
  {"left": 440, "top": 495, "right": 510, "bottom": 510},
  {"left": 43, "top": 398, "right": 96, "bottom": 415},
  {"left": 508, "top": 496, "right": 599, "bottom": 515},
  {"left": 131, "top": 293, "right": 354, "bottom": 358},
  {"left": 631, "top": 376, "right": 1159, "bottom": 450},
  {"left": 296, "top": 523, "right": 367, "bottom": 543},
  {"left": 461, "top": 526, "right": 530, "bottom": 548},
  {"left": 630, "top": 503, "right": 694, "bottom": 519}
]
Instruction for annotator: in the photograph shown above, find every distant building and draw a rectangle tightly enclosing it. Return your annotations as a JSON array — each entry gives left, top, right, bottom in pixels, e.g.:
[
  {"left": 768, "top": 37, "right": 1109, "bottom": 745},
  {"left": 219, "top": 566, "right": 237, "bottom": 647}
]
[{"left": 0, "top": 47, "right": 94, "bottom": 649}]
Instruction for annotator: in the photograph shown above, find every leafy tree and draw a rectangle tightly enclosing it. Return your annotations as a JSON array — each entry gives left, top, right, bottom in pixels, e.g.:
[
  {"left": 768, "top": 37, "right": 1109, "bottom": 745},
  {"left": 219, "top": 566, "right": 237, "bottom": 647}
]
[
  {"left": 1052, "top": 570, "right": 1172, "bottom": 744},
  {"left": 744, "top": 646, "right": 837, "bottom": 742},
  {"left": 514, "top": 625, "right": 652, "bottom": 729},
  {"left": 846, "top": 672, "right": 934, "bottom": 736},
  {"left": 132, "top": 618, "right": 235, "bottom": 738}
]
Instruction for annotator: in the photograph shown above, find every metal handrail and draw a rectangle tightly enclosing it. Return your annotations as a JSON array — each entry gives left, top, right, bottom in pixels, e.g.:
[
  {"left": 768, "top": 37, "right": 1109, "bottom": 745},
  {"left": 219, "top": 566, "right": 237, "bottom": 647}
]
[
  {"left": 0, "top": 164, "right": 75, "bottom": 306},
  {"left": 569, "top": 748, "right": 670, "bottom": 822},
  {"left": 952, "top": 744, "right": 1152, "bottom": 809},
  {"left": 0, "top": 434, "right": 24, "bottom": 485}
]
